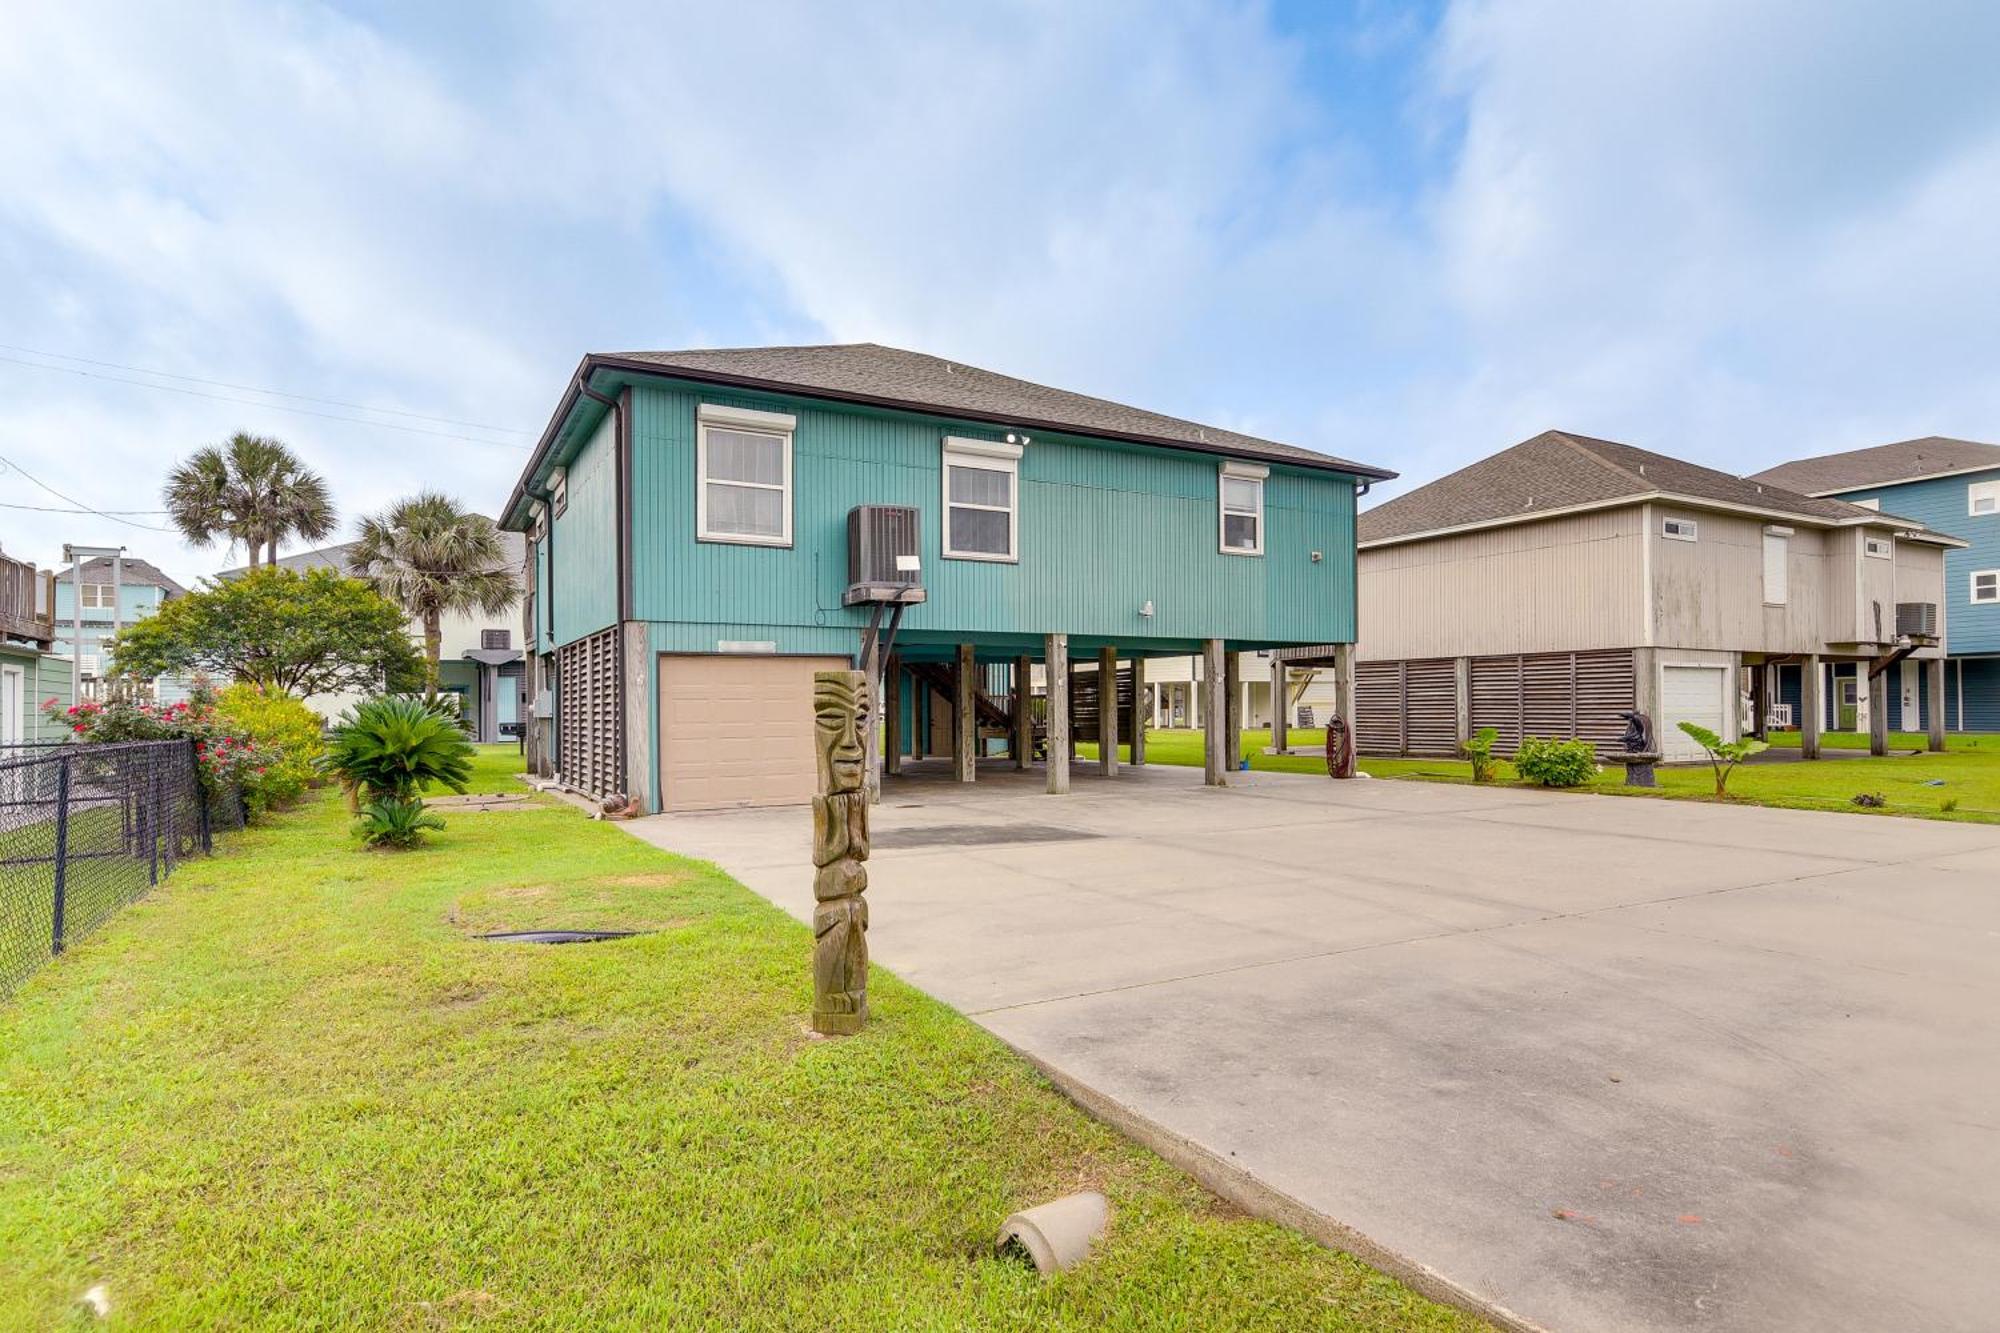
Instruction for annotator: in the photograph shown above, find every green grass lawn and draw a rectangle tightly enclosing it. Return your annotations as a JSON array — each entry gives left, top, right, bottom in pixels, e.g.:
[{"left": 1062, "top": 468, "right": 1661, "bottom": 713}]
[
  {"left": 1084, "top": 728, "right": 2000, "bottom": 823},
  {"left": 0, "top": 745, "right": 1478, "bottom": 1331}
]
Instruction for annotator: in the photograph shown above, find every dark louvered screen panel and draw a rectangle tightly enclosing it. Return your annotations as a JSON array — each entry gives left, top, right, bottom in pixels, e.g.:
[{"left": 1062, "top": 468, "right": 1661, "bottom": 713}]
[
  {"left": 1404, "top": 658, "right": 1460, "bottom": 756},
  {"left": 1522, "top": 652, "right": 1577, "bottom": 741},
  {"left": 1573, "top": 649, "right": 1637, "bottom": 754},
  {"left": 556, "top": 626, "right": 622, "bottom": 800},
  {"left": 1353, "top": 661, "right": 1404, "bottom": 754},
  {"left": 1070, "top": 667, "right": 1137, "bottom": 743},
  {"left": 1470, "top": 655, "right": 1524, "bottom": 755},
  {"left": 1471, "top": 649, "right": 1636, "bottom": 757}
]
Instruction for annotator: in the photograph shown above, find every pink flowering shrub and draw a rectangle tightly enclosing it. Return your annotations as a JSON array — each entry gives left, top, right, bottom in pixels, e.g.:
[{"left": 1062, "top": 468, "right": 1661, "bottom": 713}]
[{"left": 43, "top": 684, "right": 288, "bottom": 817}]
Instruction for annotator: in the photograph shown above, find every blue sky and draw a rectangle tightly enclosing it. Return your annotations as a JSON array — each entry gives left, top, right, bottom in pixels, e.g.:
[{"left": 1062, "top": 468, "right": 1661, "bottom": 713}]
[{"left": 2, "top": 0, "right": 1997, "bottom": 584}]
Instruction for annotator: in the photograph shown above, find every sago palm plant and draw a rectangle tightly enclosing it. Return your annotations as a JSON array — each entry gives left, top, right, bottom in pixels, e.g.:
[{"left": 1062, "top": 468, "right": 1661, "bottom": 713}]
[{"left": 322, "top": 695, "right": 475, "bottom": 803}]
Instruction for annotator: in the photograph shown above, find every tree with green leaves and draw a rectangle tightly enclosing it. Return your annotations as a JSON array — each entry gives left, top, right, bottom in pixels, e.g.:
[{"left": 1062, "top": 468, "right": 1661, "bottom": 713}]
[
  {"left": 1677, "top": 721, "right": 1770, "bottom": 797},
  {"left": 164, "top": 432, "right": 336, "bottom": 568},
  {"left": 109, "top": 567, "right": 422, "bottom": 697},
  {"left": 349, "top": 492, "right": 516, "bottom": 693}
]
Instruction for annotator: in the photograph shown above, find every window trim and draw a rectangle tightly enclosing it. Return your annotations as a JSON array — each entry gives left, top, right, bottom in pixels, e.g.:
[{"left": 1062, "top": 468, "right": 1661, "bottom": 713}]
[
  {"left": 1661, "top": 516, "right": 1698, "bottom": 542},
  {"left": 1218, "top": 460, "right": 1268, "bottom": 557},
  {"left": 1973, "top": 569, "right": 2000, "bottom": 605},
  {"left": 940, "top": 435, "right": 1022, "bottom": 563},
  {"left": 696, "top": 403, "right": 797, "bottom": 548},
  {"left": 79, "top": 582, "right": 116, "bottom": 610},
  {"left": 1969, "top": 480, "right": 2000, "bottom": 517},
  {"left": 1863, "top": 535, "right": 1893, "bottom": 560}
]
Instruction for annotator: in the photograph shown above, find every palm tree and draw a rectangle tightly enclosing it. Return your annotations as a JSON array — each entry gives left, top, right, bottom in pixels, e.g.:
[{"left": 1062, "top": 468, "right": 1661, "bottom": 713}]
[
  {"left": 163, "top": 432, "right": 336, "bottom": 568},
  {"left": 350, "top": 492, "right": 516, "bottom": 693}
]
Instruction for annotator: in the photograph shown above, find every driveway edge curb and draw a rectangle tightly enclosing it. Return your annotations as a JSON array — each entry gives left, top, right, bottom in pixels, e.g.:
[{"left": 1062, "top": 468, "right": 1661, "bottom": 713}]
[{"left": 1001, "top": 1041, "right": 1553, "bottom": 1333}]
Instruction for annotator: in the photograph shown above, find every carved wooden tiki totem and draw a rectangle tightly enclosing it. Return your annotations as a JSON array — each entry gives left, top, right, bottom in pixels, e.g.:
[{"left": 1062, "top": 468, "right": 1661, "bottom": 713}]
[{"left": 811, "top": 670, "right": 871, "bottom": 1034}]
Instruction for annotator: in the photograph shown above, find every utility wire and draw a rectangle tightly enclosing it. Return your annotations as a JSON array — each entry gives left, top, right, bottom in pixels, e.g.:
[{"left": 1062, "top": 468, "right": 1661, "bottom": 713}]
[
  {"left": 0, "top": 353, "right": 533, "bottom": 450},
  {"left": 0, "top": 451, "right": 175, "bottom": 532},
  {"left": 0, "top": 341, "right": 534, "bottom": 436},
  {"left": 0, "top": 501, "right": 169, "bottom": 515}
]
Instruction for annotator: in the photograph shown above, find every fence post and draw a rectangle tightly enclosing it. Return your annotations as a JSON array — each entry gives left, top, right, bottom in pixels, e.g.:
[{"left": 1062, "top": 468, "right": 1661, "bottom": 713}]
[
  {"left": 193, "top": 738, "right": 211, "bottom": 853},
  {"left": 147, "top": 751, "right": 161, "bottom": 886},
  {"left": 51, "top": 753, "right": 71, "bottom": 956}
]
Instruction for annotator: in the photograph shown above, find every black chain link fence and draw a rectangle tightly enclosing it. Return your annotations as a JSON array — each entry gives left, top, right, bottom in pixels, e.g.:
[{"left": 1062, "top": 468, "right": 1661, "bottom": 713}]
[{"left": 0, "top": 739, "right": 231, "bottom": 997}]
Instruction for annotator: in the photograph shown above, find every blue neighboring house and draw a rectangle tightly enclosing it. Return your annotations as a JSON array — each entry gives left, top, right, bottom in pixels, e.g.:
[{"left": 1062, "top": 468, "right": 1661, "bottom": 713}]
[
  {"left": 1752, "top": 437, "right": 2000, "bottom": 732},
  {"left": 51, "top": 556, "right": 188, "bottom": 693}
]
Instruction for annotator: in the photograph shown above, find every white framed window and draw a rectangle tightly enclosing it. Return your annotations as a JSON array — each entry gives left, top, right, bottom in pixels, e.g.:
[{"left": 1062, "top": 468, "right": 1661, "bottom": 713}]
[
  {"left": 1969, "top": 480, "right": 2000, "bottom": 516},
  {"left": 1762, "top": 529, "right": 1789, "bottom": 604},
  {"left": 1864, "top": 535, "right": 1892, "bottom": 559},
  {"left": 940, "top": 436, "right": 1022, "bottom": 562},
  {"left": 79, "top": 583, "right": 115, "bottom": 609},
  {"left": 1662, "top": 516, "right": 1698, "bottom": 542},
  {"left": 1840, "top": 677, "right": 1857, "bottom": 707},
  {"left": 1219, "top": 461, "right": 1268, "bottom": 555},
  {"left": 549, "top": 468, "right": 568, "bottom": 520},
  {"left": 1973, "top": 570, "right": 2000, "bottom": 604},
  {"left": 697, "top": 403, "right": 796, "bottom": 547}
]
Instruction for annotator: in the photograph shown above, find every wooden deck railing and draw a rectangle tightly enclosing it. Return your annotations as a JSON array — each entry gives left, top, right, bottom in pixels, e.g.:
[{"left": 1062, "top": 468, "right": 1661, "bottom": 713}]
[{"left": 0, "top": 555, "right": 55, "bottom": 645}]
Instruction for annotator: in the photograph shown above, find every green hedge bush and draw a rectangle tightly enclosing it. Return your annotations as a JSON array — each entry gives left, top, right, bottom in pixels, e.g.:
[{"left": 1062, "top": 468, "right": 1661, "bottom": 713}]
[{"left": 1512, "top": 736, "right": 1599, "bottom": 787}]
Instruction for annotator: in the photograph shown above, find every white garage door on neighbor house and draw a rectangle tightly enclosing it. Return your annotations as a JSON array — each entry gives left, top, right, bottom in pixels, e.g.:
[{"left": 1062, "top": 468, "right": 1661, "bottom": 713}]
[{"left": 1661, "top": 664, "right": 1729, "bottom": 761}]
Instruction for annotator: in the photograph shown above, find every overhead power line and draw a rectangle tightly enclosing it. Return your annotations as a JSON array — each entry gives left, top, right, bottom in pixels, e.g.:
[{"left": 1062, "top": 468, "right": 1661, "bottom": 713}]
[
  {"left": 0, "top": 351, "right": 534, "bottom": 450},
  {"left": 0, "top": 342, "right": 535, "bottom": 435},
  {"left": 0, "top": 501, "right": 168, "bottom": 515},
  {"left": 0, "top": 451, "right": 175, "bottom": 532}
]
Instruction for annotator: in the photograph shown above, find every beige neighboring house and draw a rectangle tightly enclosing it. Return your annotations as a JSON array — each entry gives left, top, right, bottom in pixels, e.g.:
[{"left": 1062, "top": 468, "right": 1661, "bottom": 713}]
[
  {"left": 220, "top": 531, "right": 526, "bottom": 741},
  {"left": 1354, "top": 430, "right": 1965, "bottom": 762}
]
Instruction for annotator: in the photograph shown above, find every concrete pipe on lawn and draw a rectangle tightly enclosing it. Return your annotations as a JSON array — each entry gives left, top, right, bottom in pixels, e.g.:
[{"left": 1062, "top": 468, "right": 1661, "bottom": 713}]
[{"left": 995, "top": 1191, "right": 1110, "bottom": 1275}]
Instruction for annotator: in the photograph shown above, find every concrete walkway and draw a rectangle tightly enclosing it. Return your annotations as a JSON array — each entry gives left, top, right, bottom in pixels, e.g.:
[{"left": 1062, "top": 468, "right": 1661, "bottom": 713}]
[{"left": 624, "top": 762, "right": 2000, "bottom": 1332}]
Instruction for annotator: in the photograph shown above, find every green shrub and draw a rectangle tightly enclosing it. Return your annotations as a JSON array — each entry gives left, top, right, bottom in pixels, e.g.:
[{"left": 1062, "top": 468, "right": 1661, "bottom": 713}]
[
  {"left": 47, "top": 681, "right": 275, "bottom": 817},
  {"left": 1512, "top": 736, "right": 1599, "bottom": 787},
  {"left": 355, "top": 796, "right": 446, "bottom": 849},
  {"left": 1941, "top": 796, "right": 1960, "bottom": 813},
  {"left": 1677, "top": 722, "right": 1769, "bottom": 797},
  {"left": 322, "top": 695, "right": 474, "bottom": 803},
  {"left": 217, "top": 682, "right": 325, "bottom": 812},
  {"left": 1461, "top": 726, "right": 1501, "bottom": 783}
]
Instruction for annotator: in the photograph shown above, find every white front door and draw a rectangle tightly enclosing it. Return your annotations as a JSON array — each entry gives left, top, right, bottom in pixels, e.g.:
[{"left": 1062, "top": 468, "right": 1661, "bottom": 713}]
[
  {"left": 1900, "top": 660, "right": 1920, "bottom": 732},
  {"left": 0, "top": 665, "right": 22, "bottom": 747}
]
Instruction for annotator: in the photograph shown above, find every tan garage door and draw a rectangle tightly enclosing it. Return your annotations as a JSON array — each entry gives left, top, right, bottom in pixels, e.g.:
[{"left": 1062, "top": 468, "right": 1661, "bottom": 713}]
[{"left": 658, "top": 654, "right": 850, "bottom": 812}]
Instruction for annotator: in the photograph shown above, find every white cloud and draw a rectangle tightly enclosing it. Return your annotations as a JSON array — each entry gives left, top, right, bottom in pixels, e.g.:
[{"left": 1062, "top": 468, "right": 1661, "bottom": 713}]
[{"left": 1, "top": 0, "right": 1995, "bottom": 576}]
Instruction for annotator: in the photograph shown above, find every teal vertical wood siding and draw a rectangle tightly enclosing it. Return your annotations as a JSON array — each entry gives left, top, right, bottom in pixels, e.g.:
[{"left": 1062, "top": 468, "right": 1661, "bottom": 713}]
[
  {"left": 549, "top": 412, "right": 620, "bottom": 646},
  {"left": 624, "top": 381, "right": 1356, "bottom": 657},
  {"left": 1, "top": 647, "right": 75, "bottom": 741}
]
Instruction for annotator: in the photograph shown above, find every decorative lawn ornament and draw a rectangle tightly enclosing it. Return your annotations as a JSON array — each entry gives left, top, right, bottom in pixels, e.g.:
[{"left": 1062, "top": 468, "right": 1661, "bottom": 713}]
[
  {"left": 811, "top": 670, "right": 872, "bottom": 1035},
  {"left": 1615, "top": 709, "right": 1661, "bottom": 787},
  {"left": 1324, "top": 713, "right": 1355, "bottom": 779}
]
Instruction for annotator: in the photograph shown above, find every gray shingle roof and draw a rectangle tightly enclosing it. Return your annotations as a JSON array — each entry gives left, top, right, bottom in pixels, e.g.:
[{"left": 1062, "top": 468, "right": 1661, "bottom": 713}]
[
  {"left": 53, "top": 556, "right": 186, "bottom": 597},
  {"left": 1358, "top": 430, "right": 1891, "bottom": 546},
  {"left": 600, "top": 343, "right": 1391, "bottom": 478},
  {"left": 1747, "top": 436, "right": 2000, "bottom": 495}
]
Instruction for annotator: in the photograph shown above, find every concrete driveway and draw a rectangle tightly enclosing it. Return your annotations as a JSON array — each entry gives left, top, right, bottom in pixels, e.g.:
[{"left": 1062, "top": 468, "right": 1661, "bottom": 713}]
[{"left": 625, "top": 761, "right": 2000, "bottom": 1332}]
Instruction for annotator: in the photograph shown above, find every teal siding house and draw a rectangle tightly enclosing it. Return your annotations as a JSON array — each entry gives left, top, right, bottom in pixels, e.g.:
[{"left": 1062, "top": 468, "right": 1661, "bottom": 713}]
[
  {"left": 1754, "top": 437, "right": 2000, "bottom": 733},
  {"left": 501, "top": 344, "right": 1391, "bottom": 812}
]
